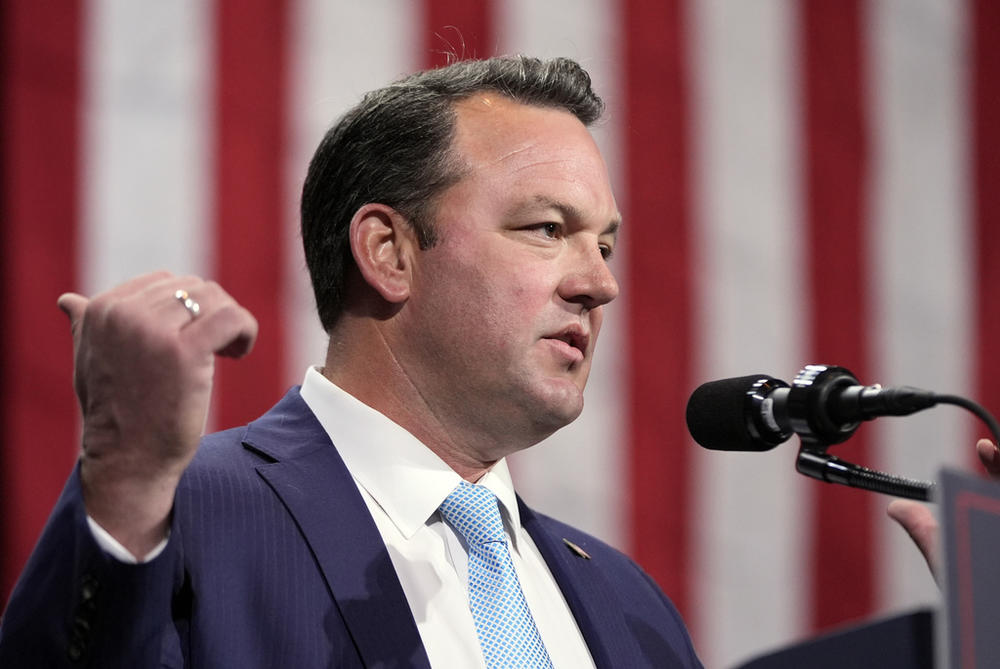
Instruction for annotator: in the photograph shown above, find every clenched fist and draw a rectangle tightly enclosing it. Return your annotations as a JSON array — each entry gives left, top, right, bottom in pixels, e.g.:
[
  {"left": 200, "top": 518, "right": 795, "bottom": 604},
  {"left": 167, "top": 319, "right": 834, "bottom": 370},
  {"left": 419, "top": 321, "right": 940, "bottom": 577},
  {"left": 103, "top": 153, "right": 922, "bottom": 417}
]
[{"left": 59, "top": 271, "right": 257, "bottom": 557}]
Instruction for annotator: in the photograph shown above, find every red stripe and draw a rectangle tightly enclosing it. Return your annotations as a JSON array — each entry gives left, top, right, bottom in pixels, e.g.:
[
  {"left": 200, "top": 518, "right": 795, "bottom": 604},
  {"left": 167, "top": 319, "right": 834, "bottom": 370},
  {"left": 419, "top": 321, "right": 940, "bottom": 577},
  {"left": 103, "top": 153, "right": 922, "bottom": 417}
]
[
  {"left": 422, "top": 0, "right": 494, "bottom": 68},
  {"left": 212, "top": 0, "right": 289, "bottom": 429},
  {"left": 972, "top": 0, "right": 1000, "bottom": 451},
  {"left": 800, "top": 0, "right": 876, "bottom": 630},
  {"left": 0, "top": 0, "right": 82, "bottom": 601},
  {"left": 623, "top": 0, "right": 695, "bottom": 623}
]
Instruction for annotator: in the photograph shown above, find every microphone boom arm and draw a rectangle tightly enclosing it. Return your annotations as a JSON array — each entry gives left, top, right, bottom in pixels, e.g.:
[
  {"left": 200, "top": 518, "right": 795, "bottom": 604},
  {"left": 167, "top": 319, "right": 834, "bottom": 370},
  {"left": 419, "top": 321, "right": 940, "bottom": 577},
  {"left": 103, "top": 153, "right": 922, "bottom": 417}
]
[{"left": 795, "top": 449, "right": 934, "bottom": 501}]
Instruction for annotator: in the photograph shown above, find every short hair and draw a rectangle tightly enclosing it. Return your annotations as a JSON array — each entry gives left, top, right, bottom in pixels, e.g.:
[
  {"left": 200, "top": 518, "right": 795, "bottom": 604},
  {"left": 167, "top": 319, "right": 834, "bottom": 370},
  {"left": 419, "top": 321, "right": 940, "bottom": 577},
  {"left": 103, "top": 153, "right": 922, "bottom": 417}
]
[{"left": 301, "top": 55, "right": 605, "bottom": 332}]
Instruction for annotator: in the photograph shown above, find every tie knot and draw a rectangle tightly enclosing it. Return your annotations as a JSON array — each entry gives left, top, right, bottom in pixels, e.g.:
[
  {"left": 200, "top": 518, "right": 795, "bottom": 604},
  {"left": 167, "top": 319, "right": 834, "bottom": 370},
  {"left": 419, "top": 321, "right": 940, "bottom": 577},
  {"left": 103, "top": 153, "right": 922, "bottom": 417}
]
[{"left": 439, "top": 481, "right": 506, "bottom": 546}]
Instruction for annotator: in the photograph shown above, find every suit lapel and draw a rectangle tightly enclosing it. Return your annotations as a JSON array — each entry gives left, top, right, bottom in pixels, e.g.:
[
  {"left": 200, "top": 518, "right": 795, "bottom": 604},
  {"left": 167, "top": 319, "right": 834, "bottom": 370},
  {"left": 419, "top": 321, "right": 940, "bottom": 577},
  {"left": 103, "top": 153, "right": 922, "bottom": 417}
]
[
  {"left": 519, "top": 498, "right": 644, "bottom": 669},
  {"left": 245, "top": 390, "right": 431, "bottom": 669}
]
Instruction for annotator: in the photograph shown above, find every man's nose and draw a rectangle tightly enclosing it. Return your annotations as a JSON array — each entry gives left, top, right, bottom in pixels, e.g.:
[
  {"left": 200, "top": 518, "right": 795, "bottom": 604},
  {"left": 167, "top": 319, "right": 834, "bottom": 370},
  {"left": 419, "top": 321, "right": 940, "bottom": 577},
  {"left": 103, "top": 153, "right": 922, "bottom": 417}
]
[{"left": 559, "top": 246, "right": 619, "bottom": 310}]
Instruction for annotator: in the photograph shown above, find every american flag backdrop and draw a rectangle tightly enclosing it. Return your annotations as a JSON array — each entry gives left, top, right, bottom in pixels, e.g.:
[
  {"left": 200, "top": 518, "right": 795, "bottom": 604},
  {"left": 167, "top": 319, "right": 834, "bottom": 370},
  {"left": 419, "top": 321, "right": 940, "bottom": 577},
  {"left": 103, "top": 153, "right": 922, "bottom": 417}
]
[{"left": 2, "top": 1, "right": 998, "bottom": 667}]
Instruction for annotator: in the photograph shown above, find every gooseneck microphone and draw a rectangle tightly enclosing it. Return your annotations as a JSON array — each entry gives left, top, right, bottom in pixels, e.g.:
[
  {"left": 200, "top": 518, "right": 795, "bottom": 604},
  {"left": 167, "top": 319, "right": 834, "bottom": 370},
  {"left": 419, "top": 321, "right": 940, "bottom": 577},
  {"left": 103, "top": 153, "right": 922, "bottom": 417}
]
[{"left": 685, "top": 364, "right": 1000, "bottom": 501}]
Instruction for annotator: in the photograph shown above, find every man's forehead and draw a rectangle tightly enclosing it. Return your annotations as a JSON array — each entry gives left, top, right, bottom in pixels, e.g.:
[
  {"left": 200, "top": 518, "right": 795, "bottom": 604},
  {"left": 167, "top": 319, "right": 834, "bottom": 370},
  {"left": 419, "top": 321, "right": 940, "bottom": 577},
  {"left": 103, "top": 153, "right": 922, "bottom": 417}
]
[
  {"left": 450, "top": 94, "right": 618, "bottom": 225},
  {"left": 452, "top": 96, "right": 607, "bottom": 173}
]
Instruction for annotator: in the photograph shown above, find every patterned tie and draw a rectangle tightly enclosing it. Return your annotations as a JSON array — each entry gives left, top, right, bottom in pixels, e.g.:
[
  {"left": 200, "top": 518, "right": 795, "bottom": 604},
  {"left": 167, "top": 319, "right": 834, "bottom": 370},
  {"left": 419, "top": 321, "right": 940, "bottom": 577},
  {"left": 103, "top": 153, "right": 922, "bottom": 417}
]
[{"left": 439, "top": 481, "right": 554, "bottom": 669}]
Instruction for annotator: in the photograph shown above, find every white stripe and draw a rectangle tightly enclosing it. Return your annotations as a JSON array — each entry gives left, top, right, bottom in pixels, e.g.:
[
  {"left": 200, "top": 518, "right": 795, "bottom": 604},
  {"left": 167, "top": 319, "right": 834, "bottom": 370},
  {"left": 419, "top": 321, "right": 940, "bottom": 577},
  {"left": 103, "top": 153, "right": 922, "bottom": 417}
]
[
  {"left": 688, "top": 1, "right": 808, "bottom": 666},
  {"left": 81, "top": 0, "right": 211, "bottom": 294},
  {"left": 500, "top": 0, "right": 629, "bottom": 551},
  {"left": 284, "top": 0, "right": 420, "bottom": 386},
  {"left": 868, "top": 0, "right": 972, "bottom": 610}
]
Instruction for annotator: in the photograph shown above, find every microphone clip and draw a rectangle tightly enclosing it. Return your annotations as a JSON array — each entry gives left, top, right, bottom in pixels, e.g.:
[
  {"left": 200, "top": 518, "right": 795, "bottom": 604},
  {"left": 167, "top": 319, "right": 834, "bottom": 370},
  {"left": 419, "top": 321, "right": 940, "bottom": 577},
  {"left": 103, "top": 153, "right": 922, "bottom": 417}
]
[
  {"left": 789, "top": 364, "right": 934, "bottom": 500},
  {"left": 785, "top": 364, "right": 865, "bottom": 447}
]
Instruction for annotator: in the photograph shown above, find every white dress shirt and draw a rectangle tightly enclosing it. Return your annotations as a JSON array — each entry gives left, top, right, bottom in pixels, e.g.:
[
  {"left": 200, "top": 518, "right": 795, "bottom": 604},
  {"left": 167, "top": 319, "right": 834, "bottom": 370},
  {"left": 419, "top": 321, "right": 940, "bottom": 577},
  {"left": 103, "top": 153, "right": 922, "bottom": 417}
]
[{"left": 299, "top": 367, "right": 595, "bottom": 668}]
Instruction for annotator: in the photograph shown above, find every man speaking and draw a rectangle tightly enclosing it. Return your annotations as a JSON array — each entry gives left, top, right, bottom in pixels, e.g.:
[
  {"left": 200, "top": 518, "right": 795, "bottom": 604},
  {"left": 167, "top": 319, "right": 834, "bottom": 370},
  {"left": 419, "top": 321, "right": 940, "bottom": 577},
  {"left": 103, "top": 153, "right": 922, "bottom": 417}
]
[{"left": 0, "top": 56, "right": 702, "bottom": 667}]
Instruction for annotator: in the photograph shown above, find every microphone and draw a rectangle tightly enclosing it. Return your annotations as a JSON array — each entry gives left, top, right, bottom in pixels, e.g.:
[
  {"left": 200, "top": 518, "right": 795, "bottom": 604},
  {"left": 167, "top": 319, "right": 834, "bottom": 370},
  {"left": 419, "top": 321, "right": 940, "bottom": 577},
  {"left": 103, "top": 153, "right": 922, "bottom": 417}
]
[{"left": 686, "top": 364, "right": 937, "bottom": 452}]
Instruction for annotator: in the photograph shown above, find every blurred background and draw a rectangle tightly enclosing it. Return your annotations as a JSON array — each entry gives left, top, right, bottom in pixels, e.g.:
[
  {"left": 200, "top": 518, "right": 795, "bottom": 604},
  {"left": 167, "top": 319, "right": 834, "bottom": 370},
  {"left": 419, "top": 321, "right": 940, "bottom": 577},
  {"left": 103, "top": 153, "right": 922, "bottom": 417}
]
[{"left": 2, "top": 1, "right": 997, "bottom": 667}]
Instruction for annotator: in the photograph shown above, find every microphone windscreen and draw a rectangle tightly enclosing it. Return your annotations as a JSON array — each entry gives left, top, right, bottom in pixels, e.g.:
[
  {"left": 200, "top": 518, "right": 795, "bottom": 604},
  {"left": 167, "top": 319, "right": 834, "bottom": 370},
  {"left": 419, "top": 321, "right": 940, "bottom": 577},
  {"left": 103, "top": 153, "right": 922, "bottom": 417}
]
[{"left": 686, "top": 375, "right": 777, "bottom": 451}]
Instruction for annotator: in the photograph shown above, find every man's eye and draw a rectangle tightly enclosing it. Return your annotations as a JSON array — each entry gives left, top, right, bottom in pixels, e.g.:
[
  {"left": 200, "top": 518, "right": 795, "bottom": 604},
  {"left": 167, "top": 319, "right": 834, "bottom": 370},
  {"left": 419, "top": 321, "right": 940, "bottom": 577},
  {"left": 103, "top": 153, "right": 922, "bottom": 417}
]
[
  {"left": 540, "top": 223, "right": 560, "bottom": 238},
  {"left": 600, "top": 244, "right": 614, "bottom": 260}
]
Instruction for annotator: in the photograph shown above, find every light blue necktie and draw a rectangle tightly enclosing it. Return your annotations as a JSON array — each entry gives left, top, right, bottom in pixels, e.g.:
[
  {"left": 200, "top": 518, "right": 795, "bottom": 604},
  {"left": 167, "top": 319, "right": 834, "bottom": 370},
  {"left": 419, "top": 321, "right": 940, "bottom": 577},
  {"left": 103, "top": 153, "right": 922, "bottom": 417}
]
[{"left": 439, "top": 481, "right": 554, "bottom": 669}]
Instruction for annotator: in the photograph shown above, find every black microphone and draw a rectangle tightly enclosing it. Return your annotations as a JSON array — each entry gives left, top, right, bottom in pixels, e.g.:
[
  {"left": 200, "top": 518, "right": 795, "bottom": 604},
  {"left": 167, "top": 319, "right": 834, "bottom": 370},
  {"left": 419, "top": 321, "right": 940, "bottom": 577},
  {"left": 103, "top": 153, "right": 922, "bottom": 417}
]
[{"left": 686, "top": 364, "right": 938, "bottom": 452}]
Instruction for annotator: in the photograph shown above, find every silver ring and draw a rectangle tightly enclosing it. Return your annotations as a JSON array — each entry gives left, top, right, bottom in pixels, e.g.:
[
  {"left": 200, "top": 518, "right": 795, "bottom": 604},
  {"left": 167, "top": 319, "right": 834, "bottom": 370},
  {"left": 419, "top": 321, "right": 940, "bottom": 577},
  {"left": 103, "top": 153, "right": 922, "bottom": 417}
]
[{"left": 174, "top": 289, "right": 201, "bottom": 319}]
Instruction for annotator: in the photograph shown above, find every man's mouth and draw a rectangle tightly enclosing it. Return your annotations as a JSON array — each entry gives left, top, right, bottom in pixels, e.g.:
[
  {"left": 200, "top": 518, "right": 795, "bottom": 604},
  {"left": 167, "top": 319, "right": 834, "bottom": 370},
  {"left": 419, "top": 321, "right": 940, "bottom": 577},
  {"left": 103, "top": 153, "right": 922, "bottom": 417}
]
[{"left": 546, "top": 325, "right": 589, "bottom": 358}]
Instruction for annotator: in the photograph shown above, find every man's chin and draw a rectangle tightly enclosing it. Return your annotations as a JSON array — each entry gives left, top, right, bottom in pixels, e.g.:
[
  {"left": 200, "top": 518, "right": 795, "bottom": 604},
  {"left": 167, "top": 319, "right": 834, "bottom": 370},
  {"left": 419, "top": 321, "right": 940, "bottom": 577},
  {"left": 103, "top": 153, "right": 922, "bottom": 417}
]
[{"left": 528, "top": 380, "right": 586, "bottom": 431}]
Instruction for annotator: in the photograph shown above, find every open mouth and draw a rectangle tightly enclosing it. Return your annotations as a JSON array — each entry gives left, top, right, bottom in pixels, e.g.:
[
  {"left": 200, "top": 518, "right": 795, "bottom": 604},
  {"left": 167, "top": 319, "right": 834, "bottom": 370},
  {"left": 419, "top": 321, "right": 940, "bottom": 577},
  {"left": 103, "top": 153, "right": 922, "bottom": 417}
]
[{"left": 548, "top": 326, "right": 589, "bottom": 357}]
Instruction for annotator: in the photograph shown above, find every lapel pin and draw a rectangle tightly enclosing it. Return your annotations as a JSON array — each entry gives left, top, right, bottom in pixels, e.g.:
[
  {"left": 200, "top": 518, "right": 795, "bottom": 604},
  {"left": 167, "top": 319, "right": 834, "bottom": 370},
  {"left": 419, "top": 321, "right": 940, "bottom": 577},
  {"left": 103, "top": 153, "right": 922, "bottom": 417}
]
[{"left": 563, "top": 538, "right": 591, "bottom": 560}]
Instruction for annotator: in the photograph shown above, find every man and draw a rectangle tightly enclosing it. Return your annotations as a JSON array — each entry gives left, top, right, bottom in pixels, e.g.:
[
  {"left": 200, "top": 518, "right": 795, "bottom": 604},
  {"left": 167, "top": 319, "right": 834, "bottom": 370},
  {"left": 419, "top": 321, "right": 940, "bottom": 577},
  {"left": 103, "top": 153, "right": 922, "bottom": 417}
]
[{"left": 0, "top": 56, "right": 702, "bottom": 667}]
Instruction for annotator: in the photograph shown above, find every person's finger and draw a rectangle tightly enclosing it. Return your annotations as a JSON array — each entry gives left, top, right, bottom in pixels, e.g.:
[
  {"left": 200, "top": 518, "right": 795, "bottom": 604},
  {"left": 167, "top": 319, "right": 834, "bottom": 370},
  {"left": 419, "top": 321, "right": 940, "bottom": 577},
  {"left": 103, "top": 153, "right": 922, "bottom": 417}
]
[
  {"left": 186, "top": 304, "right": 258, "bottom": 359},
  {"left": 976, "top": 438, "right": 1000, "bottom": 477},
  {"left": 887, "top": 499, "right": 939, "bottom": 578},
  {"left": 87, "top": 270, "right": 177, "bottom": 304},
  {"left": 178, "top": 283, "right": 258, "bottom": 359},
  {"left": 74, "top": 271, "right": 197, "bottom": 334},
  {"left": 90, "top": 274, "right": 215, "bottom": 337},
  {"left": 142, "top": 281, "right": 210, "bottom": 329},
  {"left": 57, "top": 293, "right": 89, "bottom": 329}
]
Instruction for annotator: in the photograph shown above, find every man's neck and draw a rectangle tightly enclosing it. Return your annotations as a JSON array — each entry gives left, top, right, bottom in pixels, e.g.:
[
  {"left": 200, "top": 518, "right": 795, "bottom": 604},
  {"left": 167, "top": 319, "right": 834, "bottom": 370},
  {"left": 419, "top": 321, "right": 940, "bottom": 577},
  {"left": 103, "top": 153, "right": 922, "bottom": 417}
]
[{"left": 321, "top": 323, "right": 514, "bottom": 482}]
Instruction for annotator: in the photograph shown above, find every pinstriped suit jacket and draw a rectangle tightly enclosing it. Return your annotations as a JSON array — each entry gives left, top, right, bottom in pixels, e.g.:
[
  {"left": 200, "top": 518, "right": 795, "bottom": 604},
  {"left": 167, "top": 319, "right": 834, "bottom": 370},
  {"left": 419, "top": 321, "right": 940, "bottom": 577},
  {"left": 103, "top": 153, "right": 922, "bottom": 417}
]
[{"left": 0, "top": 388, "right": 701, "bottom": 668}]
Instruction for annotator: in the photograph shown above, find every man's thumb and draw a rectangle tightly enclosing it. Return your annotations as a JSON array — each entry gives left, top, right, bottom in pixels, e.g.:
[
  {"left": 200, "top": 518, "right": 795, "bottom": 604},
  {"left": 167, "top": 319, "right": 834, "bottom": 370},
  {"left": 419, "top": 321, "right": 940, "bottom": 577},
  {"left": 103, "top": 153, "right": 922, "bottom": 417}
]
[{"left": 57, "top": 293, "right": 89, "bottom": 327}]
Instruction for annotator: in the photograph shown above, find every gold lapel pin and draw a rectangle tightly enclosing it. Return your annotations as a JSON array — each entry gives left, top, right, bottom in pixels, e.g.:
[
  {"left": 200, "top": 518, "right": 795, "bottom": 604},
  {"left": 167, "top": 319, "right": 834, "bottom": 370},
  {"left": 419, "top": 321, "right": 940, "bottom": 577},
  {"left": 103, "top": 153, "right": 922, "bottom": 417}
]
[{"left": 563, "top": 538, "right": 591, "bottom": 560}]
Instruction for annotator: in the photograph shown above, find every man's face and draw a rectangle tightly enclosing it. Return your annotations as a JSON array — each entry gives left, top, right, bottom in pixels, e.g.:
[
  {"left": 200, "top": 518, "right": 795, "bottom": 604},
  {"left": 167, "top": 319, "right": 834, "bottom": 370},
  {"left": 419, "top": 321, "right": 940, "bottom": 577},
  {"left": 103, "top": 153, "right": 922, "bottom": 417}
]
[{"left": 396, "top": 95, "right": 620, "bottom": 457}]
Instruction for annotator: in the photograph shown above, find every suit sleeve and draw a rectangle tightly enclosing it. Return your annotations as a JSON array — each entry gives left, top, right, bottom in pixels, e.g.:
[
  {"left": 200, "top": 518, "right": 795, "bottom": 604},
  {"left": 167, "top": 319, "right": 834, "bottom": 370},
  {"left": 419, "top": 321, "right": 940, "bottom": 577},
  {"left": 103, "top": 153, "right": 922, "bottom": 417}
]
[{"left": 0, "top": 463, "right": 184, "bottom": 668}]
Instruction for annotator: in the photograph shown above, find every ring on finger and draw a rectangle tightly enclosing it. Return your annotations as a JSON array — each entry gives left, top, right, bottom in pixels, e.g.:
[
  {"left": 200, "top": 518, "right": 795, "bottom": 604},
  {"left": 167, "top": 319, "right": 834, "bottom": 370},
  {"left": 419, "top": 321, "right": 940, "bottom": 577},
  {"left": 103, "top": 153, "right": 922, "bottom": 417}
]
[{"left": 174, "top": 289, "right": 201, "bottom": 320}]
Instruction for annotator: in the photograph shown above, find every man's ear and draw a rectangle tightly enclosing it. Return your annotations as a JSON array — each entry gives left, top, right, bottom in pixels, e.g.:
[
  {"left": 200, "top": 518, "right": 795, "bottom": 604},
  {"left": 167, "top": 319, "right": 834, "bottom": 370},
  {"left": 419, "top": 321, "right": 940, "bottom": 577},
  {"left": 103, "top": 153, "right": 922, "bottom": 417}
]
[{"left": 349, "top": 203, "right": 419, "bottom": 304}]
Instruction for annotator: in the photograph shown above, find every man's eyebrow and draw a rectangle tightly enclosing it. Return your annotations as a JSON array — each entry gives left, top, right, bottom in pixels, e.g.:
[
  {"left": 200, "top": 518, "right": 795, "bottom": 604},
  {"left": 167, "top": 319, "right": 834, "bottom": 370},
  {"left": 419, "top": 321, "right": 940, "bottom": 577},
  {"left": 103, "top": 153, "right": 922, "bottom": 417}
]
[
  {"left": 509, "top": 195, "right": 622, "bottom": 238},
  {"left": 604, "top": 218, "right": 621, "bottom": 240}
]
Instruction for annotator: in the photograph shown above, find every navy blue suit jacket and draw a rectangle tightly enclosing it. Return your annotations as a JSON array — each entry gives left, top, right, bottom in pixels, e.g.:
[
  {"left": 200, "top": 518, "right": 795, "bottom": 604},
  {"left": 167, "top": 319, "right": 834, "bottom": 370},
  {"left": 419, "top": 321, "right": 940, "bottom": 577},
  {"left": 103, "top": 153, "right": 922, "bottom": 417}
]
[{"left": 0, "top": 389, "right": 701, "bottom": 667}]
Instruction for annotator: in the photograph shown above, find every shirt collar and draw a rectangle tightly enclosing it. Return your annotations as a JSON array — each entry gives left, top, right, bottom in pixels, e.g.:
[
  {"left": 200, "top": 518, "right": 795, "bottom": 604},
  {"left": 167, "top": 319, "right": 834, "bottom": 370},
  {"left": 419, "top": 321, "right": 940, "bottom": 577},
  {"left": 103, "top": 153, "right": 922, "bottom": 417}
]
[{"left": 299, "top": 367, "right": 522, "bottom": 541}]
